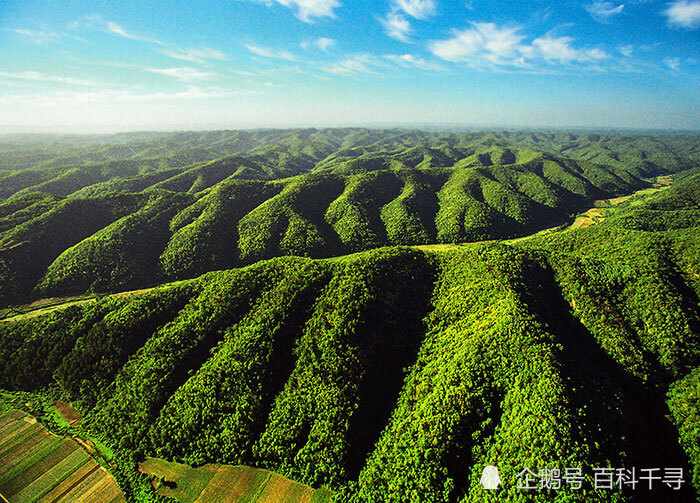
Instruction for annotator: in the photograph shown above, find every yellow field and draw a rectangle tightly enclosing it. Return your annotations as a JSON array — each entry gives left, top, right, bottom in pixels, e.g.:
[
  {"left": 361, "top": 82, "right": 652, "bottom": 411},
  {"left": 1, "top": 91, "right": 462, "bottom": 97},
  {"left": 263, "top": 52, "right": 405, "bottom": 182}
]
[
  {"left": 0, "top": 287, "right": 156, "bottom": 323},
  {"left": 412, "top": 243, "right": 466, "bottom": 252},
  {"left": 138, "top": 457, "right": 333, "bottom": 503},
  {"left": 0, "top": 409, "right": 124, "bottom": 503}
]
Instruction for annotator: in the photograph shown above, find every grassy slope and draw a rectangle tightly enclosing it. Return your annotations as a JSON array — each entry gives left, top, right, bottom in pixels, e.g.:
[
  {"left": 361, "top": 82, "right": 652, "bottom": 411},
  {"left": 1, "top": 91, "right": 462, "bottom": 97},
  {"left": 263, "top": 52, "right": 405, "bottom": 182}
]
[{"left": 137, "top": 457, "right": 332, "bottom": 503}]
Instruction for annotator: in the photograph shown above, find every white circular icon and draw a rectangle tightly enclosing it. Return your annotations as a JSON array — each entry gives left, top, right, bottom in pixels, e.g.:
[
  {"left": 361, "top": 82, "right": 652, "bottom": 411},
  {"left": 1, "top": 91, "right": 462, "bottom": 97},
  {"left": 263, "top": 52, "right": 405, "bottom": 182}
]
[{"left": 480, "top": 465, "right": 501, "bottom": 490}]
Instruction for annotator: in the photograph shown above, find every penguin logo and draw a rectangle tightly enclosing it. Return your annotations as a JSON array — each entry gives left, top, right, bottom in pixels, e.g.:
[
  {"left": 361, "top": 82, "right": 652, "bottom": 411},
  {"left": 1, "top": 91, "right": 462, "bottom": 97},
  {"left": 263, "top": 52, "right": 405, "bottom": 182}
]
[{"left": 480, "top": 465, "right": 501, "bottom": 490}]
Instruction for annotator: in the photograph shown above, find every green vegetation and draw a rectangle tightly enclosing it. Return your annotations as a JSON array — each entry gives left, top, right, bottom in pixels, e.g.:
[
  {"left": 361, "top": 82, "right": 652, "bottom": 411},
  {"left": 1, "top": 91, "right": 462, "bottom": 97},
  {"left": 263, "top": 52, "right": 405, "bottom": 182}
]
[
  {"left": 1, "top": 129, "right": 699, "bottom": 502},
  {"left": 2, "top": 129, "right": 690, "bottom": 306},
  {"left": 138, "top": 457, "right": 332, "bottom": 503}
]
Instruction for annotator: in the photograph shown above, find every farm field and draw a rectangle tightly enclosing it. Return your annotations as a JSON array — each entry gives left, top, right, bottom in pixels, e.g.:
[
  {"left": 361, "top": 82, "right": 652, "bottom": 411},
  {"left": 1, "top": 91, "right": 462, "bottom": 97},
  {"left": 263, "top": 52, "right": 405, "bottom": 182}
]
[
  {"left": 138, "top": 457, "right": 333, "bottom": 503},
  {"left": 0, "top": 409, "right": 124, "bottom": 503},
  {"left": 54, "top": 402, "right": 81, "bottom": 428},
  {"left": 571, "top": 176, "right": 672, "bottom": 229},
  {"left": 0, "top": 287, "right": 158, "bottom": 324}
]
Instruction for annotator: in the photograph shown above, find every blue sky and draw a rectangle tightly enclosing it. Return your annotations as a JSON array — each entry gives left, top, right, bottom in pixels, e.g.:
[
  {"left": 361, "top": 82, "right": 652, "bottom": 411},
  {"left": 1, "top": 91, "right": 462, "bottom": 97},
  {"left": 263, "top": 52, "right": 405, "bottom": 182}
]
[{"left": 0, "top": 0, "right": 698, "bottom": 131}]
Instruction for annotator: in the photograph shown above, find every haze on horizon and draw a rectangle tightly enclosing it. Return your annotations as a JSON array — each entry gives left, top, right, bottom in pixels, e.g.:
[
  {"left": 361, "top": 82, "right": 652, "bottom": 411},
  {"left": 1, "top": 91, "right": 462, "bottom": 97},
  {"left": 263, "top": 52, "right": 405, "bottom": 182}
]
[{"left": 0, "top": 0, "right": 699, "bottom": 133}]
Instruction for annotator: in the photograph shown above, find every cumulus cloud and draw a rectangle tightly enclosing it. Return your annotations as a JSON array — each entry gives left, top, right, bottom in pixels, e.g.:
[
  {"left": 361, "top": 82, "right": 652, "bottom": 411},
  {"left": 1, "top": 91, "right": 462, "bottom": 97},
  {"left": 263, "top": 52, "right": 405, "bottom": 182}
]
[
  {"left": 146, "top": 67, "right": 218, "bottom": 82},
  {"left": 301, "top": 37, "right": 336, "bottom": 52},
  {"left": 246, "top": 44, "right": 298, "bottom": 61},
  {"left": 381, "top": 12, "right": 412, "bottom": 41},
  {"left": 429, "top": 23, "right": 524, "bottom": 64},
  {"left": 664, "top": 0, "right": 700, "bottom": 29},
  {"left": 429, "top": 23, "right": 608, "bottom": 69},
  {"left": 380, "top": 0, "right": 436, "bottom": 42},
  {"left": 528, "top": 36, "right": 609, "bottom": 63},
  {"left": 585, "top": 1, "right": 625, "bottom": 23}
]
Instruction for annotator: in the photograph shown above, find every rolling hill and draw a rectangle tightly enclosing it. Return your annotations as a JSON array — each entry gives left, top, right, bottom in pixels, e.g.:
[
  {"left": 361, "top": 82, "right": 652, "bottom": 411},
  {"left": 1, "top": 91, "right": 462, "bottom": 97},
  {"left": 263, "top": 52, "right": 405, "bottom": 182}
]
[
  {"left": 2, "top": 129, "right": 698, "bottom": 307},
  {"left": 1, "top": 171, "right": 700, "bottom": 501},
  {"left": 0, "top": 129, "right": 699, "bottom": 502}
]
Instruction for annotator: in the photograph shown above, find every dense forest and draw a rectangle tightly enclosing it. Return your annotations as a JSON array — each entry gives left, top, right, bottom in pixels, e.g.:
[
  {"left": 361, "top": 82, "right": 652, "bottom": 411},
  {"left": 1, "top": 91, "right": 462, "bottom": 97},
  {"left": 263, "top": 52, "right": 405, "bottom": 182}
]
[
  {"left": 0, "top": 129, "right": 699, "bottom": 502},
  {"left": 1, "top": 129, "right": 699, "bottom": 307}
]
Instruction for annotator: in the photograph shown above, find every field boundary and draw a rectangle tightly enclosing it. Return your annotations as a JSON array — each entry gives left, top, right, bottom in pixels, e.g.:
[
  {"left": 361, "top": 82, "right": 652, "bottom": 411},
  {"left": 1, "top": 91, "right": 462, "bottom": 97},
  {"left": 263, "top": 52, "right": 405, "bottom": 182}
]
[{"left": 0, "top": 409, "right": 125, "bottom": 503}]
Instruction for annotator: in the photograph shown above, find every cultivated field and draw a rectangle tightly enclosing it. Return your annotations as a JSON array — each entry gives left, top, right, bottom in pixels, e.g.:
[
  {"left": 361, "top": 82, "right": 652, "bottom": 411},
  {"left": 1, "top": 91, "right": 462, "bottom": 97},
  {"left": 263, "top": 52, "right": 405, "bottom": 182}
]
[
  {"left": 0, "top": 409, "right": 124, "bottom": 503},
  {"left": 138, "top": 457, "right": 334, "bottom": 503},
  {"left": 571, "top": 176, "right": 672, "bottom": 229},
  {"left": 54, "top": 402, "right": 82, "bottom": 427}
]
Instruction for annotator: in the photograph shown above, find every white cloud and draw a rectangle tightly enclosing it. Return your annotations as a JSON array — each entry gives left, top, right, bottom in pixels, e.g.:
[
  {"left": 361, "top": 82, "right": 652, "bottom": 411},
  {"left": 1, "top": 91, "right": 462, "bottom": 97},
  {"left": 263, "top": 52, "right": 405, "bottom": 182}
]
[
  {"left": 0, "top": 71, "right": 96, "bottom": 86},
  {"left": 529, "top": 36, "right": 609, "bottom": 63},
  {"left": 664, "top": 0, "right": 700, "bottom": 29},
  {"left": 585, "top": 2, "right": 625, "bottom": 23},
  {"left": 13, "top": 29, "right": 60, "bottom": 44},
  {"left": 430, "top": 23, "right": 523, "bottom": 64},
  {"left": 300, "top": 37, "right": 336, "bottom": 52},
  {"left": 0, "top": 87, "right": 273, "bottom": 131},
  {"left": 230, "top": 69, "right": 259, "bottom": 77},
  {"left": 159, "top": 48, "right": 226, "bottom": 63},
  {"left": 385, "top": 54, "right": 444, "bottom": 71},
  {"left": 325, "top": 53, "right": 443, "bottom": 76},
  {"left": 664, "top": 57, "right": 681, "bottom": 69},
  {"left": 618, "top": 44, "right": 634, "bottom": 56},
  {"left": 395, "top": 0, "right": 436, "bottom": 19},
  {"left": 113, "top": 87, "right": 236, "bottom": 101},
  {"left": 262, "top": 0, "right": 340, "bottom": 23},
  {"left": 106, "top": 21, "right": 165, "bottom": 45},
  {"left": 107, "top": 22, "right": 130, "bottom": 38},
  {"left": 381, "top": 12, "right": 412, "bottom": 41},
  {"left": 146, "top": 67, "right": 218, "bottom": 82},
  {"left": 246, "top": 44, "right": 298, "bottom": 61},
  {"left": 0, "top": 87, "right": 251, "bottom": 109},
  {"left": 324, "top": 54, "right": 378, "bottom": 75},
  {"left": 430, "top": 23, "right": 609, "bottom": 70},
  {"left": 381, "top": 0, "right": 435, "bottom": 42}
]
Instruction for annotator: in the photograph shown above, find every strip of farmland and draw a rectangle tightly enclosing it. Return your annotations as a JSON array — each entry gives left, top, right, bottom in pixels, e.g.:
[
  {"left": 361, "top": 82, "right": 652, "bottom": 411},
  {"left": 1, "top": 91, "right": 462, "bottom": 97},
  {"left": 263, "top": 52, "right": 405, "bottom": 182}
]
[{"left": 0, "top": 409, "right": 125, "bottom": 503}]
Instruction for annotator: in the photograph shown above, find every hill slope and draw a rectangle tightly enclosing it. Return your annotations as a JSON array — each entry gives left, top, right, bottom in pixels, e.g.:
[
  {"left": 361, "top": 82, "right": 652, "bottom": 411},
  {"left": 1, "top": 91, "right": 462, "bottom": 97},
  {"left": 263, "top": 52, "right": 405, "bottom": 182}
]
[
  {"left": 1, "top": 174, "right": 700, "bottom": 501},
  {"left": 4, "top": 133, "right": 689, "bottom": 305}
]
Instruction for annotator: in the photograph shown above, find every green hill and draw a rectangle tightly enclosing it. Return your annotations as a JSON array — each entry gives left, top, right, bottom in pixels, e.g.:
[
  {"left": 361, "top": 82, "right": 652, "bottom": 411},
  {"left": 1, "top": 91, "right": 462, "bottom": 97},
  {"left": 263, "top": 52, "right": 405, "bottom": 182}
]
[
  {"left": 4, "top": 128, "right": 692, "bottom": 305},
  {"left": 1, "top": 129, "right": 699, "bottom": 501},
  {"left": 1, "top": 172, "right": 700, "bottom": 501}
]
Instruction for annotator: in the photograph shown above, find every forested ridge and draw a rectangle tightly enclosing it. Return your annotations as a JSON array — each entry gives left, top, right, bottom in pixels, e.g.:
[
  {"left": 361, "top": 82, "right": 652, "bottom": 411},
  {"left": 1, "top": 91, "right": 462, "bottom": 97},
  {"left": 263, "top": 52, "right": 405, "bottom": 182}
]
[
  {"left": 1, "top": 161, "right": 700, "bottom": 501},
  {"left": 1, "top": 129, "right": 698, "bottom": 307}
]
